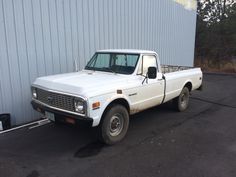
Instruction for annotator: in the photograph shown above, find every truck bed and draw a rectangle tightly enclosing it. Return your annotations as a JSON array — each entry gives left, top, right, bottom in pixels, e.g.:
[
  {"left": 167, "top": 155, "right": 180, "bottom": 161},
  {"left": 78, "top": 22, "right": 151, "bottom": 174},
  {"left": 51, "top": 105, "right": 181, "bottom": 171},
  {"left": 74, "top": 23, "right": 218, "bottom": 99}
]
[
  {"left": 160, "top": 65, "right": 202, "bottom": 104},
  {"left": 161, "top": 65, "right": 194, "bottom": 74}
]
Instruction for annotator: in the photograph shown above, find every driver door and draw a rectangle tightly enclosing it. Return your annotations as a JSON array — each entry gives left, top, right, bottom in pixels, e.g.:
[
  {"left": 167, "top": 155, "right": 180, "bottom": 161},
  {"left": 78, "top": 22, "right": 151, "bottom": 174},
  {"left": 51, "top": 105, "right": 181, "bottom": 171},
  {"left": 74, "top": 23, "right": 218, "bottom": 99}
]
[{"left": 135, "top": 55, "right": 165, "bottom": 110}]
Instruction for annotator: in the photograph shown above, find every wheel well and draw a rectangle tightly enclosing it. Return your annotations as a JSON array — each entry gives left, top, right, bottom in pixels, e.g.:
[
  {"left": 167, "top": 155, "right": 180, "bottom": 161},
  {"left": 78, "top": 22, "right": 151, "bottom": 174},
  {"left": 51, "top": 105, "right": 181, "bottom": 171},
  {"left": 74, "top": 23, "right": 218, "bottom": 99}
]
[
  {"left": 184, "top": 82, "right": 192, "bottom": 91},
  {"left": 101, "top": 98, "right": 130, "bottom": 119}
]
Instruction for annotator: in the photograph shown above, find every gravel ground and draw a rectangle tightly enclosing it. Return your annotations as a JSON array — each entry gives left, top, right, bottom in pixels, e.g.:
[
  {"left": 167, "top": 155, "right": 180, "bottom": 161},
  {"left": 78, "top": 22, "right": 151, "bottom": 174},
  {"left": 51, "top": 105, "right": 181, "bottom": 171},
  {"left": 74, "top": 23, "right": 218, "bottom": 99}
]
[{"left": 0, "top": 73, "right": 236, "bottom": 177}]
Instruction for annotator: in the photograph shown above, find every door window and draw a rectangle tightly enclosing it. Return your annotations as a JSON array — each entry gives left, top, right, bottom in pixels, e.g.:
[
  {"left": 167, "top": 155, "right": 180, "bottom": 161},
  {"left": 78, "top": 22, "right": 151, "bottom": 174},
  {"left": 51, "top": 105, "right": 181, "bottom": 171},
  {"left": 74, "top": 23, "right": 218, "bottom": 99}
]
[{"left": 139, "top": 55, "right": 157, "bottom": 75}]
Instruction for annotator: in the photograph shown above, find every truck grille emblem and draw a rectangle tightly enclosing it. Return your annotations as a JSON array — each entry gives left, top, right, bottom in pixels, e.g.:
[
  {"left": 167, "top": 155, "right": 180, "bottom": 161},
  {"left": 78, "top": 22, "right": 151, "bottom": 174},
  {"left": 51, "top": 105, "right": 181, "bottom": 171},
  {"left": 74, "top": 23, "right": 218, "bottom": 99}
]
[{"left": 47, "top": 96, "right": 54, "bottom": 104}]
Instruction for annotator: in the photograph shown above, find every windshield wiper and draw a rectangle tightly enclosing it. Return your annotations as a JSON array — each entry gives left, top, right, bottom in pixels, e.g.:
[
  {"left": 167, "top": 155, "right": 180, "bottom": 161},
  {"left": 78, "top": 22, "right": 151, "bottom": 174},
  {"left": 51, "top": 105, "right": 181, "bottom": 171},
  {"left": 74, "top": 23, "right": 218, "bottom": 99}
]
[
  {"left": 85, "top": 66, "right": 96, "bottom": 71},
  {"left": 102, "top": 67, "right": 116, "bottom": 73},
  {"left": 85, "top": 66, "right": 116, "bottom": 73},
  {"left": 85, "top": 66, "right": 92, "bottom": 70}
]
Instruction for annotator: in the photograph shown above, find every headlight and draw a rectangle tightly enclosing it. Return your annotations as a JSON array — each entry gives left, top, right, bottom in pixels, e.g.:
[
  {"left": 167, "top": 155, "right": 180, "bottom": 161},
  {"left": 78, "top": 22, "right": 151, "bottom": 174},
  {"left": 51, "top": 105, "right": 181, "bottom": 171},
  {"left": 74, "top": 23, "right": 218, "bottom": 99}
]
[
  {"left": 32, "top": 87, "right": 37, "bottom": 99},
  {"left": 74, "top": 98, "right": 85, "bottom": 114}
]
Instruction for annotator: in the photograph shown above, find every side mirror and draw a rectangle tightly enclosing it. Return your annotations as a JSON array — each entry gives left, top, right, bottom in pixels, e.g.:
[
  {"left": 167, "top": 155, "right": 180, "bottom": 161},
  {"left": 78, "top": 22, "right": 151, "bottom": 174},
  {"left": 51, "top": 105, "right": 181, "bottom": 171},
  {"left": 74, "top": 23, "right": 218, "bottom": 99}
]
[{"left": 147, "top": 67, "right": 157, "bottom": 79}]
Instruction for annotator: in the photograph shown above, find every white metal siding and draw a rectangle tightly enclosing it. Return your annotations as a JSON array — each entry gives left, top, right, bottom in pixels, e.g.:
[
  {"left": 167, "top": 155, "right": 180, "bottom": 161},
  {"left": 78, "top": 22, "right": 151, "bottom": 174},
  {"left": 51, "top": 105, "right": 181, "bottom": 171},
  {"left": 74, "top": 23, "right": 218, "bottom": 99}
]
[{"left": 0, "top": 0, "right": 197, "bottom": 125}]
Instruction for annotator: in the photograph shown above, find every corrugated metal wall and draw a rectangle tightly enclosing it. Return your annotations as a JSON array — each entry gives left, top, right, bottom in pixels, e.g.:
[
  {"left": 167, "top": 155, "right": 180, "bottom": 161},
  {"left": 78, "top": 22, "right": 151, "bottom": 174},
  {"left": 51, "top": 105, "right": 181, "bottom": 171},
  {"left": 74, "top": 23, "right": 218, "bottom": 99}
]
[{"left": 0, "top": 0, "right": 197, "bottom": 126}]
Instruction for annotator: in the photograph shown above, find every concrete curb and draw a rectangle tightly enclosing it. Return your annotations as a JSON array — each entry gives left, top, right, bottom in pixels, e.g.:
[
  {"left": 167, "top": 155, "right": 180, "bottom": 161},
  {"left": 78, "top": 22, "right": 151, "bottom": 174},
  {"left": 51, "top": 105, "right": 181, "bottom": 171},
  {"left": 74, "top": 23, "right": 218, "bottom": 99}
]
[{"left": 0, "top": 118, "right": 50, "bottom": 134}]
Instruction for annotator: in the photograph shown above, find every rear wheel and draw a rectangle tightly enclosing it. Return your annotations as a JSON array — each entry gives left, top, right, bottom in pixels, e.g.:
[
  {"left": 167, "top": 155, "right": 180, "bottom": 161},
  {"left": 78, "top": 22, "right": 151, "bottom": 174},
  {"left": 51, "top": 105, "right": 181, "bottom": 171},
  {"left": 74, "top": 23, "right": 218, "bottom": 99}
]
[
  {"left": 98, "top": 104, "right": 129, "bottom": 145},
  {"left": 173, "top": 87, "right": 190, "bottom": 112}
]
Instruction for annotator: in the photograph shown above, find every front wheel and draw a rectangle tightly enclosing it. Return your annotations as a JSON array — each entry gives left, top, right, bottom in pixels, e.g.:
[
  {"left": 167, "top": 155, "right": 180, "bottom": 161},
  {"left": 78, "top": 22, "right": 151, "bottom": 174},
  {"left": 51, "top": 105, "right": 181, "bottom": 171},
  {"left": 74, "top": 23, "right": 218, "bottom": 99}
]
[
  {"left": 98, "top": 104, "right": 129, "bottom": 145},
  {"left": 173, "top": 87, "right": 190, "bottom": 112}
]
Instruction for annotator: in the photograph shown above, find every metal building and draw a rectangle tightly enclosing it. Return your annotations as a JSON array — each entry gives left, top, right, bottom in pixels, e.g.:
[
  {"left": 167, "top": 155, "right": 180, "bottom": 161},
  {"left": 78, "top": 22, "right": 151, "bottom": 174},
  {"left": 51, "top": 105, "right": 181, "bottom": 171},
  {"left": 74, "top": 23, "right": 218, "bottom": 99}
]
[{"left": 0, "top": 0, "right": 197, "bottom": 126}]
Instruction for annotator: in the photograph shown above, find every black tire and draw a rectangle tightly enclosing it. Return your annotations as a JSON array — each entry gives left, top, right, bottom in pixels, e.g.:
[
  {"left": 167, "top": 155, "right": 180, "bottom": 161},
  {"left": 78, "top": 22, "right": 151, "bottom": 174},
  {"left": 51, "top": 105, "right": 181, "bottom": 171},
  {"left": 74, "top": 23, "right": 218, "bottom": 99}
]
[
  {"left": 98, "top": 104, "right": 129, "bottom": 145},
  {"left": 173, "top": 87, "right": 190, "bottom": 112}
]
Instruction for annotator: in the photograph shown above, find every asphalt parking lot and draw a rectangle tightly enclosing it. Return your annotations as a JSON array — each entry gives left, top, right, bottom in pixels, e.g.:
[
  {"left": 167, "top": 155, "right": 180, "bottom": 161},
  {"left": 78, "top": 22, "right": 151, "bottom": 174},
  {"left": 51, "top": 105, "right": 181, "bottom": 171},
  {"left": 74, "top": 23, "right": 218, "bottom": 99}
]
[{"left": 0, "top": 73, "right": 236, "bottom": 177}]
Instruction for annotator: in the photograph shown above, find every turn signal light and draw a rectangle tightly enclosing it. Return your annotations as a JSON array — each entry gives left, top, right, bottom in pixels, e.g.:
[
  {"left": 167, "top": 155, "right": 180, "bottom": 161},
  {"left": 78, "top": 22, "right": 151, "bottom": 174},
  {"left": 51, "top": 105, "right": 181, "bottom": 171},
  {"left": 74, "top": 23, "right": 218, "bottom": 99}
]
[{"left": 92, "top": 102, "right": 100, "bottom": 110}]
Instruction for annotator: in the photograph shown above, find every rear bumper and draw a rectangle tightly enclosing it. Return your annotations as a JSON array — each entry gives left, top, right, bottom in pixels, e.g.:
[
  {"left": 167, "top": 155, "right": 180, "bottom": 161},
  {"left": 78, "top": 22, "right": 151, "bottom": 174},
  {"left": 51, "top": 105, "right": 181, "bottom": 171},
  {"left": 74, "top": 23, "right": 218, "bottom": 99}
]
[
  {"left": 31, "top": 100, "right": 93, "bottom": 126},
  {"left": 197, "top": 84, "right": 203, "bottom": 91}
]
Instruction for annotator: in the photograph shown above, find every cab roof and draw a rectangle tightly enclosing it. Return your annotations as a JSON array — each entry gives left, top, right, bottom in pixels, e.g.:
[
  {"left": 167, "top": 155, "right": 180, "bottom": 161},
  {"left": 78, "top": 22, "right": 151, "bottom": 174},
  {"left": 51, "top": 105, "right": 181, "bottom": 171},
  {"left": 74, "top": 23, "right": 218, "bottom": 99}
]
[{"left": 97, "top": 49, "right": 156, "bottom": 54}]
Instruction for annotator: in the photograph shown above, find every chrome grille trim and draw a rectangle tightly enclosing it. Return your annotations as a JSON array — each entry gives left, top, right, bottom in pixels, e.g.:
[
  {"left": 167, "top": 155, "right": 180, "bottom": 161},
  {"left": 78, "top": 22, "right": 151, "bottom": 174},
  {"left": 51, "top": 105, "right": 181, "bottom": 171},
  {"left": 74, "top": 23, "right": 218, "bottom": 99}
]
[
  {"left": 32, "top": 99, "right": 86, "bottom": 117},
  {"left": 37, "top": 88, "right": 75, "bottom": 112},
  {"left": 32, "top": 87, "right": 87, "bottom": 117}
]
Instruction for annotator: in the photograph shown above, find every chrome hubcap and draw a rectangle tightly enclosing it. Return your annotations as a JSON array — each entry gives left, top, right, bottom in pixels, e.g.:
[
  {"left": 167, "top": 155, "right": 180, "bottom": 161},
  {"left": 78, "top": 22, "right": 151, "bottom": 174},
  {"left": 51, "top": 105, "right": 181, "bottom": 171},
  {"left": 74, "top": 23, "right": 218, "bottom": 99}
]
[{"left": 109, "top": 114, "right": 123, "bottom": 137}]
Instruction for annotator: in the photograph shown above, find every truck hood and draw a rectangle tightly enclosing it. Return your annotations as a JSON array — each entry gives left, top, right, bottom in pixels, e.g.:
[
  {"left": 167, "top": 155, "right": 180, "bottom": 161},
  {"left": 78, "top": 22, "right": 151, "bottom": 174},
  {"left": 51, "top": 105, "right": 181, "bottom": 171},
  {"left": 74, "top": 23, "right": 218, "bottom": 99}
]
[{"left": 33, "top": 70, "right": 138, "bottom": 98}]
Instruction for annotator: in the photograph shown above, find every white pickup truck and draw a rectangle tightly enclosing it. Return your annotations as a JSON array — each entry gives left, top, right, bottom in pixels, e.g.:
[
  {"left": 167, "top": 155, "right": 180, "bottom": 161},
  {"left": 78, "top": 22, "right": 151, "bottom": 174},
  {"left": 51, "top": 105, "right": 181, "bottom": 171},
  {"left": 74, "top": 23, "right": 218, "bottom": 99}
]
[{"left": 31, "top": 49, "right": 202, "bottom": 144}]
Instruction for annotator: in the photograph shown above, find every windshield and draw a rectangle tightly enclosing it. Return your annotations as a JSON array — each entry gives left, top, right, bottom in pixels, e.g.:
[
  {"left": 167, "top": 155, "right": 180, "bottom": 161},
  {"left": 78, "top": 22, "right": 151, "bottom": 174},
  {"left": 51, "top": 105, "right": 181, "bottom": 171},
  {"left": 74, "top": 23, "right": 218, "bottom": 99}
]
[{"left": 85, "top": 53, "right": 140, "bottom": 74}]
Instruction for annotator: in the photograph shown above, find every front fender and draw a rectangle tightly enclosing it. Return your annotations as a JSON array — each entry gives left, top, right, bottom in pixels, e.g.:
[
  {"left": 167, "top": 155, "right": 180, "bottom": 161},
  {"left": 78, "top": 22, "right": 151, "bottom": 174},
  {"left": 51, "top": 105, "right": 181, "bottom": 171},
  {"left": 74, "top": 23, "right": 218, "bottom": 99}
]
[{"left": 88, "top": 93, "right": 131, "bottom": 127}]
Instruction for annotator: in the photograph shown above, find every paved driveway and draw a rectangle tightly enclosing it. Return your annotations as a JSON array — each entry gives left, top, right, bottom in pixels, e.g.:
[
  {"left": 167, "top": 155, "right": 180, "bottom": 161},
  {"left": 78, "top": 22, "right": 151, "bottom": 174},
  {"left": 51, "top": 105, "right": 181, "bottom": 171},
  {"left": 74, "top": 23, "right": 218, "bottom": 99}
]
[{"left": 0, "top": 73, "right": 236, "bottom": 177}]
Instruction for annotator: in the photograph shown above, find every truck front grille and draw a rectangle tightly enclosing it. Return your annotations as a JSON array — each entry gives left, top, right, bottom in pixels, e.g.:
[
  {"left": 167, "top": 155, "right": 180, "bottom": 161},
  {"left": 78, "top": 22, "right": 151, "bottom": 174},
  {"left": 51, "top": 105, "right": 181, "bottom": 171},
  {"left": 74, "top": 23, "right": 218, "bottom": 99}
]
[{"left": 37, "top": 89, "right": 75, "bottom": 112}]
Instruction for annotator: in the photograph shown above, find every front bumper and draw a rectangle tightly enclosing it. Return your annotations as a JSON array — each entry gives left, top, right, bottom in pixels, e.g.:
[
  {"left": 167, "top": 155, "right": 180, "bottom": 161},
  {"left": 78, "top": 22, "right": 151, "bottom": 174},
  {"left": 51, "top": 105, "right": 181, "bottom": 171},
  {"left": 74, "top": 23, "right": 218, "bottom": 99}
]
[{"left": 31, "top": 100, "right": 93, "bottom": 126}]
